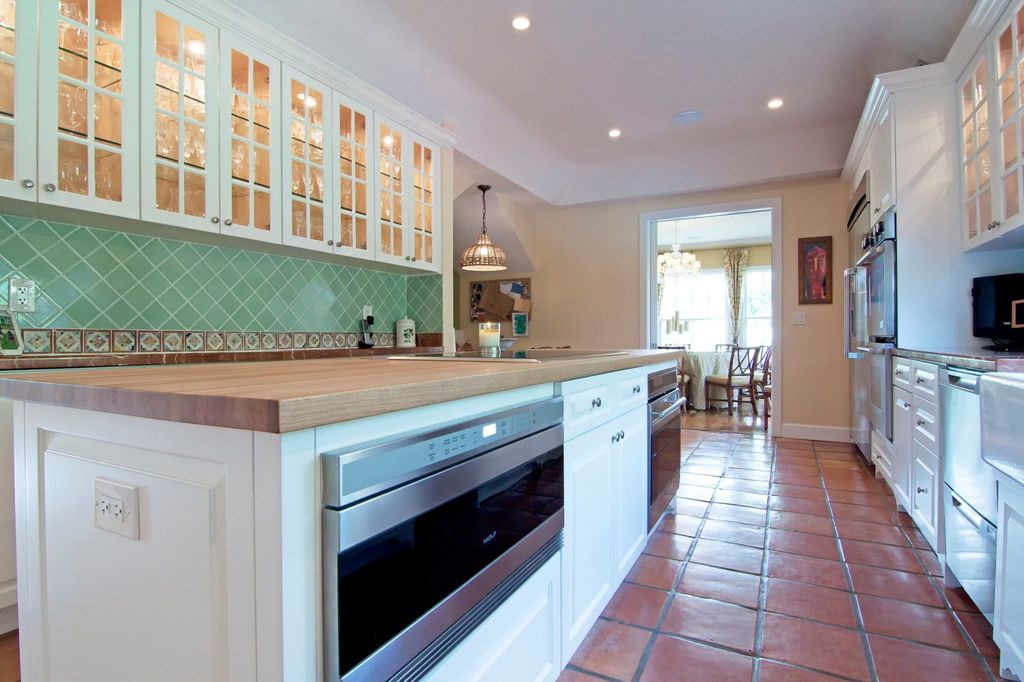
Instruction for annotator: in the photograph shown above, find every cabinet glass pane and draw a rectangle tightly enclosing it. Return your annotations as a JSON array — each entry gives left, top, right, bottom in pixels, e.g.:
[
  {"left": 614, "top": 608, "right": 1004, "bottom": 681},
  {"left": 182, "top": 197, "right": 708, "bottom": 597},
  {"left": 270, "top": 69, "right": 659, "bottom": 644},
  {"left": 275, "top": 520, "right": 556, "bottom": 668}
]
[
  {"left": 978, "top": 105, "right": 990, "bottom": 148},
  {"left": 963, "top": 81, "right": 974, "bottom": 120},
  {"left": 378, "top": 123, "right": 402, "bottom": 256},
  {"left": 1, "top": 0, "right": 24, "bottom": 183},
  {"left": 287, "top": 76, "right": 325, "bottom": 241},
  {"left": 980, "top": 186, "right": 992, "bottom": 228},
  {"left": 229, "top": 48, "right": 273, "bottom": 232},
  {"left": 412, "top": 140, "right": 434, "bottom": 263},
  {"left": 976, "top": 59, "right": 988, "bottom": 103},
  {"left": 149, "top": 10, "right": 209, "bottom": 218},
  {"left": 1004, "top": 122, "right": 1019, "bottom": 169},
  {"left": 336, "top": 101, "right": 369, "bottom": 252},
  {"left": 1004, "top": 170, "right": 1020, "bottom": 218},
  {"left": 1001, "top": 76, "right": 1017, "bottom": 124},
  {"left": 999, "top": 25, "right": 1014, "bottom": 78},
  {"left": 0, "top": 122, "right": 11, "bottom": 180},
  {"left": 54, "top": 0, "right": 127, "bottom": 204},
  {"left": 1018, "top": 6, "right": 1024, "bottom": 56},
  {"left": 0, "top": 0, "right": 13, "bottom": 57},
  {"left": 967, "top": 199, "right": 978, "bottom": 238}
]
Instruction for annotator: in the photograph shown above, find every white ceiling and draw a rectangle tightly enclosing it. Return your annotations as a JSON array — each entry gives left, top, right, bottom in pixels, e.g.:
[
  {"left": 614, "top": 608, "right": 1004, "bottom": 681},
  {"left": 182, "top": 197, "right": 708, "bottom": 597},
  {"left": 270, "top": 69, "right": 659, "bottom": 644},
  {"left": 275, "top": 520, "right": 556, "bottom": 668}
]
[
  {"left": 657, "top": 210, "right": 772, "bottom": 250},
  {"left": 238, "top": 0, "right": 973, "bottom": 206}
]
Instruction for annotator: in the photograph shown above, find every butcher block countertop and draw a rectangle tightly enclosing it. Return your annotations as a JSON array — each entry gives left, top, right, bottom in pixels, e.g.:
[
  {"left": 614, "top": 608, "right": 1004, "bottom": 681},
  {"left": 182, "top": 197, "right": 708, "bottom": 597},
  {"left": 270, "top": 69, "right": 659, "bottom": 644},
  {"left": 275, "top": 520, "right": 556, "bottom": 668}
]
[{"left": 0, "top": 350, "right": 680, "bottom": 433}]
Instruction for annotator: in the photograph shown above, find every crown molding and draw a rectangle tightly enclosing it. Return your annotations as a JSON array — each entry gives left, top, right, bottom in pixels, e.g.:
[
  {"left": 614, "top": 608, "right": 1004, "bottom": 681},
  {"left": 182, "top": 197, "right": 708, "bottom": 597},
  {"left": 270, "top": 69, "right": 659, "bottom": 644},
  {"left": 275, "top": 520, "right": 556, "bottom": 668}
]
[
  {"left": 945, "top": 0, "right": 1012, "bottom": 77},
  {"left": 171, "top": 0, "right": 459, "bottom": 147}
]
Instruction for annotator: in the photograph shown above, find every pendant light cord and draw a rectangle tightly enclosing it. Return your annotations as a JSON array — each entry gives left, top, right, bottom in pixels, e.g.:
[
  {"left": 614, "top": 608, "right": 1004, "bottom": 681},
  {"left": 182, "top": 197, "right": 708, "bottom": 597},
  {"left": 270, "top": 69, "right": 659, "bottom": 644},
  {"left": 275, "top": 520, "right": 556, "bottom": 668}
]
[{"left": 481, "top": 187, "right": 488, "bottom": 235}]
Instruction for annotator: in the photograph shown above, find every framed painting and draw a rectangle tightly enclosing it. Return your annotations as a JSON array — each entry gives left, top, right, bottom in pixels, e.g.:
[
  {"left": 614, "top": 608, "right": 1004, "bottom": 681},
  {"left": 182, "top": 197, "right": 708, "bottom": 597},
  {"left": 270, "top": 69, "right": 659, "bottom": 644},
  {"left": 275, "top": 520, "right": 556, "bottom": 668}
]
[
  {"left": 511, "top": 311, "right": 529, "bottom": 337},
  {"left": 798, "top": 236, "right": 833, "bottom": 304}
]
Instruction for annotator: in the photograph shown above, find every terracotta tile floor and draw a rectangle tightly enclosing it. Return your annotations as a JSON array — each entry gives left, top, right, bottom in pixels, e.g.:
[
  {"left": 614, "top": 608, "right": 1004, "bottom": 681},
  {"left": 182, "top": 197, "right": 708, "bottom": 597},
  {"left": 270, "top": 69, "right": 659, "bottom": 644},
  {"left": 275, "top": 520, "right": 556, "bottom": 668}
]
[{"left": 561, "top": 429, "right": 1004, "bottom": 682}]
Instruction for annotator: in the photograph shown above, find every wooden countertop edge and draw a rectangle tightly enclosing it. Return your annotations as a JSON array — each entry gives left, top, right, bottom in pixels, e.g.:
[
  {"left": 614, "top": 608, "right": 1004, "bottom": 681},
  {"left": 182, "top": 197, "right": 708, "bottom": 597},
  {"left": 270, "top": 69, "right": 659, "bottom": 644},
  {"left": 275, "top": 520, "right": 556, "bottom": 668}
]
[
  {"left": 0, "top": 377, "right": 280, "bottom": 432},
  {"left": 1, "top": 351, "right": 681, "bottom": 434}
]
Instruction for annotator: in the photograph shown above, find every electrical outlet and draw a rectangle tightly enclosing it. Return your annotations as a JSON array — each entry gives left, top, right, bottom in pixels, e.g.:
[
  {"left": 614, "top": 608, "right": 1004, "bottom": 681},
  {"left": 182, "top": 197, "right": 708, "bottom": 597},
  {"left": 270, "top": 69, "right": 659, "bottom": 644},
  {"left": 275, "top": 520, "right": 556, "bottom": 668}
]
[
  {"left": 791, "top": 311, "right": 807, "bottom": 325},
  {"left": 362, "top": 305, "right": 373, "bottom": 318},
  {"left": 94, "top": 477, "right": 140, "bottom": 540},
  {"left": 8, "top": 278, "right": 35, "bottom": 313}
]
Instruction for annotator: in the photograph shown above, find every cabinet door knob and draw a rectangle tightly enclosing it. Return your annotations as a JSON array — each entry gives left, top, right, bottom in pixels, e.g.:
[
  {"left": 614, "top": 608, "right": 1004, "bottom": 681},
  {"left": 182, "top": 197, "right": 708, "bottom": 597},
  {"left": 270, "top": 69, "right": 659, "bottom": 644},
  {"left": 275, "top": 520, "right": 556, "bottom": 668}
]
[
  {"left": 916, "top": 376, "right": 926, "bottom": 383},
  {"left": 210, "top": 216, "right": 220, "bottom": 224},
  {"left": 916, "top": 486, "right": 928, "bottom": 494},
  {"left": 895, "top": 369, "right": 903, "bottom": 376},
  {"left": 411, "top": 256, "right": 417, "bottom": 262},
  {"left": 21, "top": 179, "right": 34, "bottom": 188},
  {"left": 44, "top": 183, "right": 56, "bottom": 192},
  {"left": 223, "top": 218, "right": 232, "bottom": 226},
  {"left": 632, "top": 385, "right": 641, "bottom": 393},
  {"left": 611, "top": 433, "right": 619, "bottom": 443},
  {"left": 405, "top": 256, "right": 411, "bottom": 261},
  {"left": 327, "top": 240, "right": 334, "bottom": 246},
  {"left": 618, "top": 430, "right": 625, "bottom": 440},
  {"left": 592, "top": 397, "right": 602, "bottom": 408},
  {"left": 916, "top": 419, "right": 926, "bottom": 426},
  {"left": 874, "top": 207, "right": 881, "bottom": 214},
  {"left": 992, "top": 220, "right": 1001, "bottom": 229}
]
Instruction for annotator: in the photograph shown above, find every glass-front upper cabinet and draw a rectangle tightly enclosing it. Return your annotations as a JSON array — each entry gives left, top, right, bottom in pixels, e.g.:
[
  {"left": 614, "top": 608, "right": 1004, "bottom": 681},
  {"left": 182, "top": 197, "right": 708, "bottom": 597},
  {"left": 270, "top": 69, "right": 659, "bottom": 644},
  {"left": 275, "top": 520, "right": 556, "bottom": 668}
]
[
  {"left": 282, "top": 66, "right": 332, "bottom": 251},
  {"left": 140, "top": 0, "right": 219, "bottom": 231},
  {"left": 410, "top": 134, "right": 439, "bottom": 270},
  {"left": 961, "top": 48, "right": 996, "bottom": 246},
  {"left": 0, "top": 0, "right": 36, "bottom": 200},
  {"left": 220, "top": 34, "right": 280, "bottom": 243},
  {"left": 333, "top": 92, "right": 373, "bottom": 260},
  {"left": 994, "top": 7, "right": 1024, "bottom": 236},
  {"left": 39, "top": 0, "right": 138, "bottom": 216},
  {"left": 376, "top": 116, "right": 406, "bottom": 266}
]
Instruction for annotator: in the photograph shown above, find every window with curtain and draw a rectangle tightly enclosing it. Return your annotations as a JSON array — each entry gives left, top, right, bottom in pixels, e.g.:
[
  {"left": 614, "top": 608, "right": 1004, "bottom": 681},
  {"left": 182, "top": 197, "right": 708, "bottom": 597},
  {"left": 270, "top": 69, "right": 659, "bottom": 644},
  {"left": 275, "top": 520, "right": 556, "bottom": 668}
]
[{"left": 658, "top": 266, "right": 772, "bottom": 349}]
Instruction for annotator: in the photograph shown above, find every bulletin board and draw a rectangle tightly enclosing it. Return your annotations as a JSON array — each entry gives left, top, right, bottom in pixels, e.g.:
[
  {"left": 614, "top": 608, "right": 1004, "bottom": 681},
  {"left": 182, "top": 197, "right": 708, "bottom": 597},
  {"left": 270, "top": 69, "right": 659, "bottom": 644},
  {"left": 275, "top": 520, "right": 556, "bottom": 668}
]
[{"left": 469, "top": 278, "right": 532, "bottom": 323}]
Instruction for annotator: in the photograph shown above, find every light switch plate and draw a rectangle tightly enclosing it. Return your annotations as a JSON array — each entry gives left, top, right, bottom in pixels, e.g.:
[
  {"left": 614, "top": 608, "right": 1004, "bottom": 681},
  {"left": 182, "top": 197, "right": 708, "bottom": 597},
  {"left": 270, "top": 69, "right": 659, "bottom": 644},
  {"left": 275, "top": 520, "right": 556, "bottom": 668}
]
[
  {"left": 94, "top": 477, "right": 140, "bottom": 540},
  {"left": 791, "top": 311, "right": 807, "bottom": 325},
  {"left": 362, "top": 305, "right": 373, "bottom": 318},
  {"left": 8, "top": 278, "right": 35, "bottom": 313}
]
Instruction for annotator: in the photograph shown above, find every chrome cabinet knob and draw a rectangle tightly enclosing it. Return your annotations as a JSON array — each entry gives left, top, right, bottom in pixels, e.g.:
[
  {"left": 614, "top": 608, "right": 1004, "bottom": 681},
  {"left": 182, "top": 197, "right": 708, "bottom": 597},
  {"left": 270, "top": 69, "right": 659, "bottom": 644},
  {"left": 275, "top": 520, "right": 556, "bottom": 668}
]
[
  {"left": 916, "top": 377, "right": 926, "bottom": 383},
  {"left": 874, "top": 207, "right": 881, "bottom": 214},
  {"left": 612, "top": 433, "right": 619, "bottom": 443},
  {"left": 592, "top": 397, "right": 602, "bottom": 408},
  {"left": 210, "top": 216, "right": 220, "bottom": 224},
  {"left": 405, "top": 256, "right": 411, "bottom": 261},
  {"left": 21, "top": 179, "right": 34, "bottom": 188},
  {"left": 618, "top": 430, "right": 625, "bottom": 440},
  {"left": 895, "top": 369, "right": 903, "bottom": 376},
  {"left": 327, "top": 240, "right": 334, "bottom": 246},
  {"left": 223, "top": 218, "right": 232, "bottom": 226},
  {"left": 916, "top": 486, "right": 928, "bottom": 494},
  {"left": 992, "top": 220, "right": 1001, "bottom": 229},
  {"left": 411, "top": 256, "right": 417, "bottom": 262},
  {"left": 632, "top": 385, "right": 642, "bottom": 393},
  {"left": 916, "top": 419, "right": 926, "bottom": 426},
  {"left": 44, "top": 183, "right": 56, "bottom": 192}
]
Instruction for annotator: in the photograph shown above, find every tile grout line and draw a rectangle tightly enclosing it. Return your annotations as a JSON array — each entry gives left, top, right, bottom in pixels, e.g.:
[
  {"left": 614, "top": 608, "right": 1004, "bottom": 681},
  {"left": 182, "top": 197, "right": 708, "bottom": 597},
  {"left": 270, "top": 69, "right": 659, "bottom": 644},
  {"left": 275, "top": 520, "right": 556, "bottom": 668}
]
[
  {"left": 750, "top": 439, "right": 774, "bottom": 682},
  {"left": 818, "top": 441, "right": 881, "bottom": 682}
]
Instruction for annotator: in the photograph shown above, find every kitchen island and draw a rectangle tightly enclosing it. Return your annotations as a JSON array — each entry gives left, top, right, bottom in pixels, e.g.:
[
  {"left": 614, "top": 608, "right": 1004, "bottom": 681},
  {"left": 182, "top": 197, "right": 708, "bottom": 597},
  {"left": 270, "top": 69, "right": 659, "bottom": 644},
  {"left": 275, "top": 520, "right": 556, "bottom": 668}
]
[{"left": 0, "top": 350, "right": 680, "bottom": 682}]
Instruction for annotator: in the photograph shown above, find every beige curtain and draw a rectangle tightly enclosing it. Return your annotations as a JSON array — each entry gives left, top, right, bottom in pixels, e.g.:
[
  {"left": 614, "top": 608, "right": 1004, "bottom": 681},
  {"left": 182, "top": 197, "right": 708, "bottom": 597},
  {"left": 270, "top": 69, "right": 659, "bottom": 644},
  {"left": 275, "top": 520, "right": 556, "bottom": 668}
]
[{"left": 723, "top": 247, "right": 749, "bottom": 344}]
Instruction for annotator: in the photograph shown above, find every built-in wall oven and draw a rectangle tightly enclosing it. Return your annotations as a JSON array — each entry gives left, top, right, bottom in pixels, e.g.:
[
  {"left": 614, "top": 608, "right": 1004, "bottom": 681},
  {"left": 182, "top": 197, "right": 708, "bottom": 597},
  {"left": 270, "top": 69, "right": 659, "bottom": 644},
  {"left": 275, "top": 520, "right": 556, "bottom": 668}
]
[
  {"left": 649, "top": 367, "right": 684, "bottom": 530},
  {"left": 322, "top": 398, "right": 564, "bottom": 681}
]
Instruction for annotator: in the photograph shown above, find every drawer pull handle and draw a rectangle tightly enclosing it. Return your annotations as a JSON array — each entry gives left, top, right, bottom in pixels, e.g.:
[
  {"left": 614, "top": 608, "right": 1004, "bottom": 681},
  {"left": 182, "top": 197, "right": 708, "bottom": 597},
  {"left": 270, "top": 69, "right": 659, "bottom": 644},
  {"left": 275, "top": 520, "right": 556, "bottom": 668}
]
[
  {"left": 592, "top": 397, "right": 602, "bottom": 408},
  {"left": 895, "top": 369, "right": 904, "bottom": 376},
  {"left": 633, "top": 385, "right": 642, "bottom": 393},
  {"left": 916, "top": 419, "right": 926, "bottom": 426},
  {"left": 618, "top": 430, "right": 625, "bottom": 440},
  {"left": 917, "top": 486, "right": 928, "bottom": 494},
  {"left": 916, "top": 377, "right": 926, "bottom": 384},
  {"left": 612, "top": 433, "right": 620, "bottom": 443}
]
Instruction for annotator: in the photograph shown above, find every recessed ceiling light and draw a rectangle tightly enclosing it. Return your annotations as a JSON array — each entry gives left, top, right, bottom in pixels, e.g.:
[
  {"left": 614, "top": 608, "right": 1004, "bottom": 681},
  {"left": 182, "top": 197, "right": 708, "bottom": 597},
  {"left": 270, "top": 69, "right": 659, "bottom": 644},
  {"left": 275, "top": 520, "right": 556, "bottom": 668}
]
[
  {"left": 608, "top": 128, "right": 622, "bottom": 138},
  {"left": 767, "top": 98, "right": 784, "bottom": 110},
  {"left": 511, "top": 16, "right": 530, "bottom": 30},
  {"left": 672, "top": 110, "right": 704, "bottom": 124}
]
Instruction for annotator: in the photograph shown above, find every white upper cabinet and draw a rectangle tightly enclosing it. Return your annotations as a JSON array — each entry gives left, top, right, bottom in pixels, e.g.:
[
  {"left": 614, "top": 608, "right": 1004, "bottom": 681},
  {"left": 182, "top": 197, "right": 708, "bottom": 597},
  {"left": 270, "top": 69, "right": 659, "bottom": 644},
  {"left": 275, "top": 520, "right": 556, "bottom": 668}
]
[
  {"left": 410, "top": 134, "right": 440, "bottom": 271},
  {"left": 958, "top": 0, "right": 1024, "bottom": 250},
  {"left": 868, "top": 97, "right": 895, "bottom": 218},
  {"left": 376, "top": 116, "right": 407, "bottom": 266},
  {"left": 0, "top": 0, "right": 37, "bottom": 201},
  {"left": 221, "top": 35, "right": 280, "bottom": 244},
  {"left": 282, "top": 66, "right": 332, "bottom": 252},
  {"left": 38, "top": 0, "right": 139, "bottom": 217},
  {"left": 140, "top": 0, "right": 219, "bottom": 232},
  {"left": 332, "top": 92, "right": 374, "bottom": 261}
]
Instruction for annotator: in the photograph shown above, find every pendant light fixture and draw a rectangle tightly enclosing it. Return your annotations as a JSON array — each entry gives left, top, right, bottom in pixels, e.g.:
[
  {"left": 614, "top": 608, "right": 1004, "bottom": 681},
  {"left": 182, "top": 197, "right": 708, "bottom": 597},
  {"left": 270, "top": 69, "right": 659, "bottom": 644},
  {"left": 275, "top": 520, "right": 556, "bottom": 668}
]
[
  {"left": 657, "top": 222, "right": 701, "bottom": 281},
  {"left": 460, "top": 184, "right": 508, "bottom": 271}
]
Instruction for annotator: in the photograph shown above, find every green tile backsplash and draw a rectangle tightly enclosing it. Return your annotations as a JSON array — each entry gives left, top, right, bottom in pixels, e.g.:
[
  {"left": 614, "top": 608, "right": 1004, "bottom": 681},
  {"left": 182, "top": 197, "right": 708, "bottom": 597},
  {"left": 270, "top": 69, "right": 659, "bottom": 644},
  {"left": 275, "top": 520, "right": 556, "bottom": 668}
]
[{"left": 0, "top": 214, "right": 442, "bottom": 333}]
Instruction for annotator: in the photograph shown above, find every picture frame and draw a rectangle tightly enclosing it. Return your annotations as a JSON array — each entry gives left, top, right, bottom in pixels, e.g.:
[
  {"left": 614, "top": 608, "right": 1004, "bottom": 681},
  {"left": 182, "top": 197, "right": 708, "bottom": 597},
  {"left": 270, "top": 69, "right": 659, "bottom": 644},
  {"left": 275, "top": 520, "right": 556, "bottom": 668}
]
[
  {"left": 798, "top": 236, "right": 833, "bottom": 305},
  {"left": 511, "top": 311, "right": 529, "bottom": 337}
]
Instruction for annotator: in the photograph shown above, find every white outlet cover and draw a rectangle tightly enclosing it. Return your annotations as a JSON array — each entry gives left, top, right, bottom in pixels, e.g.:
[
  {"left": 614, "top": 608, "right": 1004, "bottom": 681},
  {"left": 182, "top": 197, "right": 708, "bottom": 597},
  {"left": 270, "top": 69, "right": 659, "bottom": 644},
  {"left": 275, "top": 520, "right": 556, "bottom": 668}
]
[
  {"left": 8, "top": 278, "right": 35, "bottom": 313},
  {"left": 94, "top": 477, "right": 140, "bottom": 540},
  {"left": 363, "top": 305, "right": 373, "bottom": 318}
]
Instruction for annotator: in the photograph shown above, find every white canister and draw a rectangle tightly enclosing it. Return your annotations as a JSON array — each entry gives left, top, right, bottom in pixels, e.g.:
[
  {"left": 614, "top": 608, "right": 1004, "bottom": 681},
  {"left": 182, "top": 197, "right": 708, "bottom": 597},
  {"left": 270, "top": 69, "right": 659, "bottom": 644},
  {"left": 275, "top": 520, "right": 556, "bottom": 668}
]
[{"left": 396, "top": 318, "right": 417, "bottom": 347}]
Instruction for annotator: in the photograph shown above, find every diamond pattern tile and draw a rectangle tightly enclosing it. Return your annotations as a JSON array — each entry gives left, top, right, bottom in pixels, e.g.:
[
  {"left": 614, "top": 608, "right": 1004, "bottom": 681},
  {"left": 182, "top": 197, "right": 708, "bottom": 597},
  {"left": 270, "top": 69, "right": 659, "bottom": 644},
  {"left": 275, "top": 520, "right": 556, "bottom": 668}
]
[{"left": 0, "top": 214, "right": 442, "bottom": 333}]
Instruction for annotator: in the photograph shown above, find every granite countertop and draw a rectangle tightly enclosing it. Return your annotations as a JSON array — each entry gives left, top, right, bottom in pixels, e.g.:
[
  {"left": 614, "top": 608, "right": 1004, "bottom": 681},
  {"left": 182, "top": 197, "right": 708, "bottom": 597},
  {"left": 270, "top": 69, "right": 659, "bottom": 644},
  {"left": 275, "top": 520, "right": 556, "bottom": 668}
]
[
  {"left": 894, "top": 347, "right": 1024, "bottom": 372},
  {"left": 0, "top": 349, "right": 682, "bottom": 434}
]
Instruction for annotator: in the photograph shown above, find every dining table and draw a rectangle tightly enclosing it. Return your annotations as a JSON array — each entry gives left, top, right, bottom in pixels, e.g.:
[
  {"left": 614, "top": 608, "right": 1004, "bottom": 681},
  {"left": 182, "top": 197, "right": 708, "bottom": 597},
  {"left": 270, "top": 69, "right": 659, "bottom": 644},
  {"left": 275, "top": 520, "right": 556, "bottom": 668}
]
[{"left": 680, "top": 349, "right": 732, "bottom": 410}]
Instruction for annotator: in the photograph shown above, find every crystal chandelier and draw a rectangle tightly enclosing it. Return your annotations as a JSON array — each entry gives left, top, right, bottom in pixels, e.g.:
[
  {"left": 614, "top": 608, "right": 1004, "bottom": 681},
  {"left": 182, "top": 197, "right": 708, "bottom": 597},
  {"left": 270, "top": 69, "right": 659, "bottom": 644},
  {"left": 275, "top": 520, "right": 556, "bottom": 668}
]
[
  {"left": 460, "top": 184, "right": 508, "bottom": 271},
  {"left": 658, "top": 244, "right": 701, "bottom": 281}
]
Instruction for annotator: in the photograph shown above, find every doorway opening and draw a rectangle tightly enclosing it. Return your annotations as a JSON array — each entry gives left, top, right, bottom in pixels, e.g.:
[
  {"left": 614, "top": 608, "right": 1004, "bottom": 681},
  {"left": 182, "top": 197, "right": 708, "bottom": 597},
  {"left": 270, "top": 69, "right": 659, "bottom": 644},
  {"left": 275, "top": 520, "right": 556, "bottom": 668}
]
[{"left": 639, "top": 199, "right": 783, "bottom": 435}]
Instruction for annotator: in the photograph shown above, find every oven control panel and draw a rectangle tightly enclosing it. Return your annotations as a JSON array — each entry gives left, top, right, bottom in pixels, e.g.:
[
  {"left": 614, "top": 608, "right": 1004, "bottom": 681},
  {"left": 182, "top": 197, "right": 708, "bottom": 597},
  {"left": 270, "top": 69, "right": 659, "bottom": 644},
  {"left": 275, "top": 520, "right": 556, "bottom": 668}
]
[{"left": 323, "top": 398, "right": 564, "bottom": 508}]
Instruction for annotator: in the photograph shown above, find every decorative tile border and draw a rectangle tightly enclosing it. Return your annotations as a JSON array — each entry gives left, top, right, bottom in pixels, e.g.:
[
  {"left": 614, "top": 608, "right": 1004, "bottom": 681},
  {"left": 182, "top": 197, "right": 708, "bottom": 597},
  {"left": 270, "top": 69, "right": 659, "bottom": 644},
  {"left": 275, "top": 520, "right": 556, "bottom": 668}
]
[{"left": 19, "top": 329, "right": 401, "bottom": 355}]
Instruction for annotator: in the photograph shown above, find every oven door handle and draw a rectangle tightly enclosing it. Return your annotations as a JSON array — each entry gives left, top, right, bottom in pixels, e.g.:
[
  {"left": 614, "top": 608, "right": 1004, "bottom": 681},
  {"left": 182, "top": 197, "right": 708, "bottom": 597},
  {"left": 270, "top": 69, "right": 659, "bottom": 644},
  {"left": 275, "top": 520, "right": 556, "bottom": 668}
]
[{"left": 652, "top": 396, "right": 686, "bottom": 426}]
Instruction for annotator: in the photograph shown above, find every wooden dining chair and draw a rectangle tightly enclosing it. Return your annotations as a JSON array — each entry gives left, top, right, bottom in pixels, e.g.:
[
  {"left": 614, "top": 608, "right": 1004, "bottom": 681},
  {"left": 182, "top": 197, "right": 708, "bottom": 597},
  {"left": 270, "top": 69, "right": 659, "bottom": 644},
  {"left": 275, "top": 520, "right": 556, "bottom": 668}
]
[
  {"left": 753, "top": 346, "right": 772, "bottom": 394},
  {"left": 704, "top": 346, "right": 761, "bottom": 416},
  {"left": 754, "top": 347, "right": 773, "bottom": 430}
]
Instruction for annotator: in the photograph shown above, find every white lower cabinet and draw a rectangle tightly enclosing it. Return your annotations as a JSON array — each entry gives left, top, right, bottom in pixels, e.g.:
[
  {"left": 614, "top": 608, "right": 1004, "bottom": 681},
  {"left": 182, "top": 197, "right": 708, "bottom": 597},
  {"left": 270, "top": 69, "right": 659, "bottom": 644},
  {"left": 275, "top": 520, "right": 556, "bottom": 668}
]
[
  {"left": 612, "top": 407, "right": 649, "bottom": 581},
  {"left": 891, "top": 387, "right": 913, "bottom": 511},
  {"left": 424, "top": 553, "right": 562, "bottom": 682},
  {"left": 911, "top": 440, "right": 941, "bottom": 548},
  {"left": 995, "top": 477, "right": 1024, "bottom": 680}
]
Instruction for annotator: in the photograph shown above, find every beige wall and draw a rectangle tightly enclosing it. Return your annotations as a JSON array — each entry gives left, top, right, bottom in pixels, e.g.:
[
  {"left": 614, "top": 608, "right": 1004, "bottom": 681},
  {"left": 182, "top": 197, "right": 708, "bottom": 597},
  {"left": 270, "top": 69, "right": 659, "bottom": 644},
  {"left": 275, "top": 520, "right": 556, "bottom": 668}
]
[{"left": 457, "top": 176, "right": 851, "bottom": 431}]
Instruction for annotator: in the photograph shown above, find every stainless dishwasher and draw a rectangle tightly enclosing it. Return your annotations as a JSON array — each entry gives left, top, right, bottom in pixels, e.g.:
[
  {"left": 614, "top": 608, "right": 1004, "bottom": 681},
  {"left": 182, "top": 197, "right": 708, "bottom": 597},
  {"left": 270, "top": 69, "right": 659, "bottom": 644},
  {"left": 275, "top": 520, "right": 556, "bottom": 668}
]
[{"left": 942, "top": 366, "right": 998, "bottom": 621}]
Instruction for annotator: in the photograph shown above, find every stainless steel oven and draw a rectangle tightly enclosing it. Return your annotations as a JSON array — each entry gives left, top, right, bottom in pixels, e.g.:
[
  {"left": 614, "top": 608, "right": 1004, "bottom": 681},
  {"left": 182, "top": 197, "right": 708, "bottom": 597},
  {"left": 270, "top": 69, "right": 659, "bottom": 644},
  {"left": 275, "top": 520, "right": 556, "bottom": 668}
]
[
  {"left": 322, "top": 398, "right": 564, "bottom": 681},
  {"left": 649, "top": 368, "right": 684, "bottom": 530}
]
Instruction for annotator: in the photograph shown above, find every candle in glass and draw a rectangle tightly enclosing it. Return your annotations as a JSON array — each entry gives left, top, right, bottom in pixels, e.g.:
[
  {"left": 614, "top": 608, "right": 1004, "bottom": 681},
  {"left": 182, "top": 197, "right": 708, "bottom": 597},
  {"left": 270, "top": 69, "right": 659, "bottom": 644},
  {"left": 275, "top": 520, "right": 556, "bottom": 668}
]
[{"left": 479, "top": 322, "right": 500, "bottom": 348}]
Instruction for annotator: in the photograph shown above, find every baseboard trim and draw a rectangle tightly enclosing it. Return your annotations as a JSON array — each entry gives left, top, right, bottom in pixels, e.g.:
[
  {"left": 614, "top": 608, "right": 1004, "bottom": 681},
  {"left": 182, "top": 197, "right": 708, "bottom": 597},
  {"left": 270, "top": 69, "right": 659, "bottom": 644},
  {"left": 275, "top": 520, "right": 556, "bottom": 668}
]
[
  {"left": 778, "top": 423, "right": 853, "bottom": 443},
  {"left": 0, "top": 604, "right": 16, "bottom": 635},
  {"left": 0, "top": 581, "right": 15, "bottom": 611}
]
